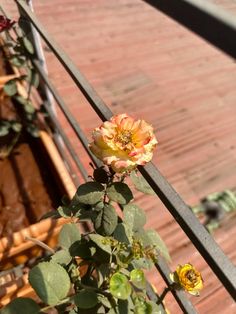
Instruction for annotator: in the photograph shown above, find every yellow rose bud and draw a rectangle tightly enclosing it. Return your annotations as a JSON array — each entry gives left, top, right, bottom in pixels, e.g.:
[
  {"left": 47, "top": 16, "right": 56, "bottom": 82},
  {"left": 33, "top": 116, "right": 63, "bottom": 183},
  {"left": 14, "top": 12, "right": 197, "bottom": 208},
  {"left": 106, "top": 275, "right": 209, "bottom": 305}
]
[
  {"left": 89, "top": 114, "right": 158, "bottom": 173},
  {"left": 170, "top": 263, "right": 203, "bottom": 296}
]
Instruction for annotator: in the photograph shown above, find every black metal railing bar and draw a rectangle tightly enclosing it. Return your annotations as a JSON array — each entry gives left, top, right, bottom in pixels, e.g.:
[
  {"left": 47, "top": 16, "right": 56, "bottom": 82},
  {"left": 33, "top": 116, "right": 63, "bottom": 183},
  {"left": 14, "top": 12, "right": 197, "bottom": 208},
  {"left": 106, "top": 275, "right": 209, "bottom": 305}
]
[{"left": 15, "top": 0, "right": 236, "bottom": 305}]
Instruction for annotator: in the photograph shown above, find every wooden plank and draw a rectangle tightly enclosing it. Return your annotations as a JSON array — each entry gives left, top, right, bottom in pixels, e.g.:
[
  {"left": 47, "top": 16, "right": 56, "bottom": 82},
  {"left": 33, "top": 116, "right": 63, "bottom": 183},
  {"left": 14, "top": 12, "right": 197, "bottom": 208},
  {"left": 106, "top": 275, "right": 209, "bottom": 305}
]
[{"left": 1, "top": 0, "right": 236, "bottom": 312}]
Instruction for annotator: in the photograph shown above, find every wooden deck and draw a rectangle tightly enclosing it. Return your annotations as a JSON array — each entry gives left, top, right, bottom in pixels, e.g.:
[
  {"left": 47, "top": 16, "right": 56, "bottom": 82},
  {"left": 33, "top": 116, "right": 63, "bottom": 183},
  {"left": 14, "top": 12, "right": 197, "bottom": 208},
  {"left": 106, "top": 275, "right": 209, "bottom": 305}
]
[{"left": 2, "top": 0, "right": 236, "bottom": 313}]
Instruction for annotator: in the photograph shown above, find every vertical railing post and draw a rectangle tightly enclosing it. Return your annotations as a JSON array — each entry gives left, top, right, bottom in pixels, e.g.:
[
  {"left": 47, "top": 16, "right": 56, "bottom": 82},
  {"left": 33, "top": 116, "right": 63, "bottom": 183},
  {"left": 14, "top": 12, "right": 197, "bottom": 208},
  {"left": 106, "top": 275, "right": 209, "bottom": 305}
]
[
  {"left": 17, "top": 0, "right": 56, "bottom": 116},
  {"left": 16, "top": 0, "right": 78, "bottom": 180}
]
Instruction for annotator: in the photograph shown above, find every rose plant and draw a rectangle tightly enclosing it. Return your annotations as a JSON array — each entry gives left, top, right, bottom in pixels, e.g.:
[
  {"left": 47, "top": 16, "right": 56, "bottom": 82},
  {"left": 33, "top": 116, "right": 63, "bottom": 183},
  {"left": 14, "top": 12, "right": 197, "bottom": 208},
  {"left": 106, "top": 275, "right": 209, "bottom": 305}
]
[
  {"left": 1, "top": 113, "right": 203, "bottom": 314},
  {"left": 0, "top": 10, "right": 41, "bottom": 158}
]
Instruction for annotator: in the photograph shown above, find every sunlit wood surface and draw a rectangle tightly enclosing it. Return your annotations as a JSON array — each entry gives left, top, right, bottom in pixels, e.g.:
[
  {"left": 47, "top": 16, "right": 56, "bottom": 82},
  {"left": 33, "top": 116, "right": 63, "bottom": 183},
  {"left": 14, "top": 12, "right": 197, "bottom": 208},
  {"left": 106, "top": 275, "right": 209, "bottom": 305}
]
[{"left": 2, "top": 0, "right": 236, "bottom": 312}]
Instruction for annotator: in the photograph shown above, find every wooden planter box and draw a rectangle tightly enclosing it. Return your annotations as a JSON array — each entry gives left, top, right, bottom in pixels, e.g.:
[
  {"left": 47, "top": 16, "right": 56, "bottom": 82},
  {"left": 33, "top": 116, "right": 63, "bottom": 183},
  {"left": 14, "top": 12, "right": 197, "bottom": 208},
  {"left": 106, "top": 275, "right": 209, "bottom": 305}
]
[
  {"left": 0, "top": 128, "right": 75, "bottom": 306},
  {"left": 0, "top": 39, "right": 77, "bottom": 307}
]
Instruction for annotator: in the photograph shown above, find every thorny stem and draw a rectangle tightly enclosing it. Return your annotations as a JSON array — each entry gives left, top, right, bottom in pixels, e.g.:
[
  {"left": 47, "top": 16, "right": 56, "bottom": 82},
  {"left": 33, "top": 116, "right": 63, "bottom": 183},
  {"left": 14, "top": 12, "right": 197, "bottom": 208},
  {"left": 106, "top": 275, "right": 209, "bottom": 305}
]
[
  {"left": 82, "top": 230, "right": 95, "bottom": 237},
  {"left": 25, "top": 236, "right": 55, "bottom": 254},
  {"left": 78, "top": 282, "right": 101, "bottom": 293},
  {"left": 27, "top": 78, "right": 33, "bottom": 100},
  {"left": 40, "top": 297, "right": 71, "bottom": 312},
  {"left": 26, "top": 60, "right": 33, "bottom": 100}
]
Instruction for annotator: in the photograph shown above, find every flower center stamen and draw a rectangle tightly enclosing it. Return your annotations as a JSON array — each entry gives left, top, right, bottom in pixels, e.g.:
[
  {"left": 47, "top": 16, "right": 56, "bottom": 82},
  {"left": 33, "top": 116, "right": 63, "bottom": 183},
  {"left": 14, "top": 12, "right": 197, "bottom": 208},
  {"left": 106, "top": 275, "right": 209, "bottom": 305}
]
[
  {"left": 186, "top": 270, "right": 197, "bottom": 282},
  {"left": 116, "top": 130, "right": 132, "bottom": 146}
]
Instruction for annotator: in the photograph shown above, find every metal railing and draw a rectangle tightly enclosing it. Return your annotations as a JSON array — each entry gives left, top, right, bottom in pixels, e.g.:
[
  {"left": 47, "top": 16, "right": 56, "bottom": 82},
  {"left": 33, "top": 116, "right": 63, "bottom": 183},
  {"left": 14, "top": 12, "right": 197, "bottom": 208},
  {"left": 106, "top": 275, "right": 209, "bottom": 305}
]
[{"left": 10, "top": 0, "right": 236, "bottom": 312}]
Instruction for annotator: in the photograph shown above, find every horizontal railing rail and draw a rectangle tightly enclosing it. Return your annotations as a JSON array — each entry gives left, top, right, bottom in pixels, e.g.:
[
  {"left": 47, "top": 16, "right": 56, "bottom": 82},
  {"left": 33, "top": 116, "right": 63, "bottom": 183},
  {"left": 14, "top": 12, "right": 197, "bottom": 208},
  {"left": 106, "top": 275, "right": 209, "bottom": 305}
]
[{"left": 11, "top": 0, "right": 236, "bottom": 311}]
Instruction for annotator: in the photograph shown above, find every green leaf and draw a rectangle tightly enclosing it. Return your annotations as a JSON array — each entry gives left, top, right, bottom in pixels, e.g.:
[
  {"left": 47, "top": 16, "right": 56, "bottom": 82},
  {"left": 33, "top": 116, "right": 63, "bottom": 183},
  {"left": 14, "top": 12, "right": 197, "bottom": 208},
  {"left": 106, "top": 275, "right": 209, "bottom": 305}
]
[
  {"left": 77, "top": 182, "right": 104, "bottom": 205},
  {"left": 94, "top": 201, "right": 104, "bottom": 211},
  {"left": 23, "top": 37, "right": 34, "bottom": 54},
  {"left": 117, "top": 297, "right": 135, "bottom": 313},
  {"left": 206, "top": 220, "right": 219, "bottom": 233},
  {"left": 51, "top": 249, "right": 72, "bottom": 265},
  {"left": 109, "top": 273, "right": 131, "bottom": 300},
  {"left": 74, "top": 290, "right": 98, "bottom": 309},
  {"left": 58, "top": 223, "right": 81, "bottom": 249},
  {"left": 26, "top": 124, "right": 39, "bottom": 137},
  {"left": 11, "top": 122, "right": 22, "bottom": 133},
  {"left": 107, "top": 182, "right": 133, "bottom": 205},
  {"left": 94, "top": 210, "right": 103, "bottom": 230},
  {"left": 224, "top": 190, "right": 236, "bottom": 208},
  {"left": 97, "top": 294, "right": 112, "bottom": 309},
  {"left": 219, "top": 200, "right": 231, "bottom": 212},
  {"left": 94, "top": 204, "right": 118, "bottom": 236},
  {"left": 132, "top": 257, "right": 153, "bottom": 270},
  {"left": 117, "top": 300, "right": 130, "bottom": 314},
  {"left": 14, "top": 95, "right": 36, "bottom": 115},
  {"left": 134, "top": 228, "right": 150, "bottom": 244},
  {"left": 191, "top": 204, "right": 204, "bottom": 214},
  {"left": 146, "top": 229, "right": 170, "bottom": 262},
  {"left": 14, "top": 95, "right": 27, "bottom": 105},
  {"left": 113, "top": 223, "right": 132, "bottom": 244},
  {"left": 69, "top": 239, "right": 96, "bottom": 258},
  {"left": 93, "top": 247, "right": 110, "bottom": 264},
  {"left": 134, "top": 300, "right": 161, "bottom": 314},
  {"left": 116, "top": 250, "right": 132, "bottom": 268},
  {"left": 69, "top": 195, "right": 91, "bottom": 218},
  {"left": 10, "top": 56, "right": 25, "bottom": 67},
  {"left": 0, "top": 128, "right": 9, "bottom": 137},
  {"left": 3, "top": 80, "right": 17, "bottom": 96},
  {"left": 57, "top": 205, "right": 73, "bottom": 218},
  {"left": 97, "top": 264, "right": 110, "bottom": 288},
  {"left": 24, "top": 101, "right": 36, "bottom": 114},
  {"left": 130, "top": 269, "right": 146, "bottom": 289},
  {"left": 28, "top": 262, "right": 71, "bottom": 306},
  {"left": 31, "top": 70, "right": 40, "bottom": 88},
  {"left": 77, "top": 209, "right": 96, "bottom": 221},
  {"left": 61, "top": 194, "right": 71, "bottom": 205},
  {"left": 123, "top": 204, "right": 146, "bottom": 232},
  {"left": 1, "top": 298, "right": 40, "bottom": 314},
  {"left": 89, "top": 234, "right": 111, "bottom": 254},
  {"left": 0, "top": 121, "right": 10, "bottom": 137},
  {"left": 130, "top": 171, "right": 155, "bottom": 195}
]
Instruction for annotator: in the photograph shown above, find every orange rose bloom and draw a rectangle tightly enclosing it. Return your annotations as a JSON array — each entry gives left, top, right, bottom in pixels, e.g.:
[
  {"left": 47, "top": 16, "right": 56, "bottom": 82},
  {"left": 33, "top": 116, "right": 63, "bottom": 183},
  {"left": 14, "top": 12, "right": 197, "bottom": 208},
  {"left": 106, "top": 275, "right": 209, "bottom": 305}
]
[
  {"left": 89, "top": 114, "right": 157, "bottom": 173},
  {"left": 170, "top": 263, "right": 203, "bottom": 296}
]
